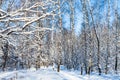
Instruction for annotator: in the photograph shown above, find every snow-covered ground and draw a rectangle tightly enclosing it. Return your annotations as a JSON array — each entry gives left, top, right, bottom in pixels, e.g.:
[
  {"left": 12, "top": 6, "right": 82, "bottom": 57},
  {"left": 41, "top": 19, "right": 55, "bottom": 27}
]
[{"left": 0, "top": 67, "right": 120, "bottom": 80}]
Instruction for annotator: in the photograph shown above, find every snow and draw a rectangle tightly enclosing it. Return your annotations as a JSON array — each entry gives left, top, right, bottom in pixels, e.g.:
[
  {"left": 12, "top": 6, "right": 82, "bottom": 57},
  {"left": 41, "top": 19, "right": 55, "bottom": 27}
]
[{"left": 0, "top": 67, "right": 120, "bottom": 80}]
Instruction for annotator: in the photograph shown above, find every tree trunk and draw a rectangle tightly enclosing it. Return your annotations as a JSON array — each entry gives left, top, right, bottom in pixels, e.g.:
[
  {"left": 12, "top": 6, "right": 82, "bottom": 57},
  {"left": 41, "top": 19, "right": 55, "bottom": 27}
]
[
  {"left": 57, "top": 63, "right": 60, "bottom": 72},
  {"left": 115, "top": 54, "right": 118, "bottom": 74},
  {"left": 87, "top": 0, "right": 101, "bottom": 74},
  {"left": 2, "top": 55, "right": 8, "bottom": 71},
  {"left": 81, "top": 66, "right": 83, "bottom": 75},
  {"left": 1, "top": 41, "right": 9, "bottom": 71}
]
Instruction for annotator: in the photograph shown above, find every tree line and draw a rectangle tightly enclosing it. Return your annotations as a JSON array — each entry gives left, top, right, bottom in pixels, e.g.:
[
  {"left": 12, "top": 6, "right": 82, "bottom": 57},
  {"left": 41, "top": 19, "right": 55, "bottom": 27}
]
[{"left": 0, "top": 0, "right": 120, "bottom": 75}]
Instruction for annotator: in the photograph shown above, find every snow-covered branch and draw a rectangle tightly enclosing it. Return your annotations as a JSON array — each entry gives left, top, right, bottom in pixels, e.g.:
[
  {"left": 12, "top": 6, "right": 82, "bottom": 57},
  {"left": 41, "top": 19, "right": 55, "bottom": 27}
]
[{"left": 0, "top": 0, "right": 57, "bottom": 36}]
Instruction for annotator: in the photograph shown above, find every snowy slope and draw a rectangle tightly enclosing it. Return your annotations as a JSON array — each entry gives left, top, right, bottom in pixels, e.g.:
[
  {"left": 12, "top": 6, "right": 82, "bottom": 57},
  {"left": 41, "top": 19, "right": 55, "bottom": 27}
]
[{"left": 0, "top": 67, "right": 120, "bottom": 80}]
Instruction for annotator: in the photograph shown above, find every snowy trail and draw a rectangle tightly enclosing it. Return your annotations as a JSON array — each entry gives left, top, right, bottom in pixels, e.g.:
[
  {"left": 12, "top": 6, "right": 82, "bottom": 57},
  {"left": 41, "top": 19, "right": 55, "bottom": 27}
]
[
  {"left": 0, "top": 71, "right": 18, "bottom": 80},
  {"left": 0, "top": 68, "right": 82, "bottom": 80},
  {"left": 59, "top": 71, "right": 83, "bottom": 80},
  {"left": 0, "top": 67, "right": 120, "bottom": 80}
]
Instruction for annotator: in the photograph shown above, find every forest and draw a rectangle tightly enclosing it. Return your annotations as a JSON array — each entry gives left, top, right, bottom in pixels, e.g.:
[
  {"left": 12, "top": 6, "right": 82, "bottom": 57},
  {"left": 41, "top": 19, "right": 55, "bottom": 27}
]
[{"left": 0, "top": 0, "right": 120, "bottom": 79}]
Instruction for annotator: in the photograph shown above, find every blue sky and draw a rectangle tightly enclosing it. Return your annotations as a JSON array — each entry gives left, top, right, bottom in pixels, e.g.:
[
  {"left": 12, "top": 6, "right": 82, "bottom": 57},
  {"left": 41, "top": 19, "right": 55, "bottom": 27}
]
[{"left": 62, "top": 0, "right": 82, "bottom": 34}]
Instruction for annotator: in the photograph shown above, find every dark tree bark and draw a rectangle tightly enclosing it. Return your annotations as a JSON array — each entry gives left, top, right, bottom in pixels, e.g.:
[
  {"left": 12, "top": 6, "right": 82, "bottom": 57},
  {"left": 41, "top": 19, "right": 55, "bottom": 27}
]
[{"left": 1, "top": 41, "right": 9, "bottom": 71}]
